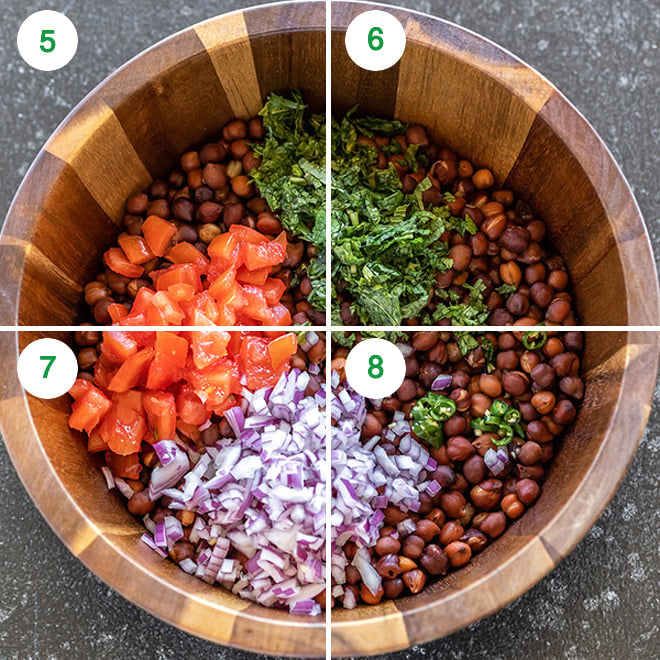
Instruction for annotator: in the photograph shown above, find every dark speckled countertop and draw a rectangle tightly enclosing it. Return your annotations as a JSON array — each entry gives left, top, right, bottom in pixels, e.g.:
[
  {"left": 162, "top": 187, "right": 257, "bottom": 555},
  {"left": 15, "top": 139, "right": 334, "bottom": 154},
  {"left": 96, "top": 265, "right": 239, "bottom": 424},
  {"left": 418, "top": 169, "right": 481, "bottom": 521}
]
[{"left": 0, "top": 1, "right": 658, "bottom": 658}]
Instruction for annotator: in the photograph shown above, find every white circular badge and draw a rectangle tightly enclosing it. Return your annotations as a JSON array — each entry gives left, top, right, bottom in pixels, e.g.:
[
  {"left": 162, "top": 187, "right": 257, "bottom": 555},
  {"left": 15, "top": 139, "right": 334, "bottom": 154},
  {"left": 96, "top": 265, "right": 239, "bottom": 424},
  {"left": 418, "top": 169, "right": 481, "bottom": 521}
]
[
  {"left": 345, "top": 10, "right": 406, "bottom": 72},
  {"left": 17, "top": 11, "right": 78, "bottom": 71},
  {"left": 345, "top": 338, "right": 406, "bottom": 399},
  {"left": 17, "top": 338, "right": 79, "bottom": 399}
]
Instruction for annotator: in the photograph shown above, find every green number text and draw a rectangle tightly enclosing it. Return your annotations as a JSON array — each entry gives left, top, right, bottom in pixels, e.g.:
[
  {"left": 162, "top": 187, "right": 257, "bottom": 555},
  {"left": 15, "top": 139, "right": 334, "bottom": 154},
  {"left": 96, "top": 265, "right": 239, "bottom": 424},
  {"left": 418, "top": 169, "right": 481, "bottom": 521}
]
[
  {"left": 40, "top": 29, "right": 56, "bottom": 53},
  {"left": 368, "top": 26, "right": 384, "bottom": 51},
  {"left": 40, "top": 355, "right": 56, "bottom": 378},
  {"left": 368, "top": 354, "right": 384, "bottom": 379}
]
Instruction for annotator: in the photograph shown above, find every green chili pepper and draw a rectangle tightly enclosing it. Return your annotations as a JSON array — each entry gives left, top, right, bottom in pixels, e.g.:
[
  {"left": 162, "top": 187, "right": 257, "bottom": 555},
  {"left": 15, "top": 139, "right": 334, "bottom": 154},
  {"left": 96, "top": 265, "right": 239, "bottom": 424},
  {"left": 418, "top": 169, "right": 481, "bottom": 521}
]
[
  {"left": 492, "top": 423, "right": 514, "bottom": 446},
  {"left": 522, "top": 330, "right": 547, "bottom": 350},
  {"left": 503, "top": 408, "right": 521, "bottom": 425},
  {"left": 490, "top": 400, "right": 509, "bottom": 417},
  {"left": 410, "top": 393, "right": 457, "bottom": 448}
]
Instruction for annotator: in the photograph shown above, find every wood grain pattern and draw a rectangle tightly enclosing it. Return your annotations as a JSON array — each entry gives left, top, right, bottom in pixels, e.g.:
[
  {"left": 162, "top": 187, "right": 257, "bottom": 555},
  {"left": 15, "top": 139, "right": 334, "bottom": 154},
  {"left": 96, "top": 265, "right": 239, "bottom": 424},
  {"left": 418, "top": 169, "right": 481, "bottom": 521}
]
[{"left": 195, "top": 12, "right": 263, "bottom": 119}]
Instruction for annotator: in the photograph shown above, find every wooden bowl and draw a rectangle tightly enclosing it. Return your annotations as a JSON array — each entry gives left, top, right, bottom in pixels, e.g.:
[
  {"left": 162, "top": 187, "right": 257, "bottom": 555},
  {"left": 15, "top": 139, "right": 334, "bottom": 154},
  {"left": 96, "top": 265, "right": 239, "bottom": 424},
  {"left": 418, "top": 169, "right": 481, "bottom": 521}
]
[{"left": 0, "top": 1, "right": 658, "bottom": 657}]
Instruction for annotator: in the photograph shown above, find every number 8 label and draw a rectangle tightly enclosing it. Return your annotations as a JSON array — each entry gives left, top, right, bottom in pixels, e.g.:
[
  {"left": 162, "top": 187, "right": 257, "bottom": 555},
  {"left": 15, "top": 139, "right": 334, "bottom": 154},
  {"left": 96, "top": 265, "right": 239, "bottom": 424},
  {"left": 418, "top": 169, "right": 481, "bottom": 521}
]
[
  {"left": 345, "top": 10, "right": 406, "bottom": 72},
  {"left": 345, "top": 338, "right": 406, "bottom": 399}
]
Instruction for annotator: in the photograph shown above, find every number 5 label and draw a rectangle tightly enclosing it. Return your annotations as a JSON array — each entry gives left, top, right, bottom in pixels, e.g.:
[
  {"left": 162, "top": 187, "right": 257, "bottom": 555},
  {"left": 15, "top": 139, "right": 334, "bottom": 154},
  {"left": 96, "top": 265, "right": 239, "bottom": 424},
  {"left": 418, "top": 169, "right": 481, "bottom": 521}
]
[
  {"left": 345, "top": 10, "right": 406, "bottom": 72},
  {"left": 17, "top": 338, "right": 78, "bottom": 399},
  {"left": 17, "top": 10, "right": 77, "bottom": 71}
]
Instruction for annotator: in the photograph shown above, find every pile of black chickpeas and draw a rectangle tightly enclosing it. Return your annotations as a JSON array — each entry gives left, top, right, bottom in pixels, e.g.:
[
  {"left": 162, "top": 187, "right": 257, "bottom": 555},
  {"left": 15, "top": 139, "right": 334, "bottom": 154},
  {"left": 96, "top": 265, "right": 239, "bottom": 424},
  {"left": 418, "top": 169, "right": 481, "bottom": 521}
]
[
  {"left": 79, "top": 114, "right": 323, "bottom": 330},
  {"left": 331, "top": 329, "right": 583, "bottom": 606}
]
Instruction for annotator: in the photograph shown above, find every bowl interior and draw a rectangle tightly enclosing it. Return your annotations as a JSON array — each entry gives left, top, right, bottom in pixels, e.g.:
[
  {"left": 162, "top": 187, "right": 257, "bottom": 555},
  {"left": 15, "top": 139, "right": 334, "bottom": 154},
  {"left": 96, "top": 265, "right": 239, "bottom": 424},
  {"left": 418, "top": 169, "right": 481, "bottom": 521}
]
[{"left": 1, "top": 1, "right": 658, "bottom": 657}]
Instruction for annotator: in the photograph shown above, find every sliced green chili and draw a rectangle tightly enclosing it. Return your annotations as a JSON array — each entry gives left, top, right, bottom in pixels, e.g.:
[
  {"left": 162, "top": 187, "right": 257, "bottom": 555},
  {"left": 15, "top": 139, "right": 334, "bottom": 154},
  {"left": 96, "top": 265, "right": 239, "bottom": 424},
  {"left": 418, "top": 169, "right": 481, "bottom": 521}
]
[
  {"left": 410, "top": 393, "right": 457, "bottom": 448},
  {"left": 522, "top": 329, "right": 548, "bottom": 350}
]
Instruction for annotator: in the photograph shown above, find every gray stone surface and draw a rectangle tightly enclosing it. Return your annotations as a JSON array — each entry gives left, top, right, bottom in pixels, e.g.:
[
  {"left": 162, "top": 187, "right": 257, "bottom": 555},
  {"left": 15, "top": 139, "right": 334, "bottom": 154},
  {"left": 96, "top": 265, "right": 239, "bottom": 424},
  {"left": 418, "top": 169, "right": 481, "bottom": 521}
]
[{"left": 0, "top": 0, "right": 658, "bottom": 659}]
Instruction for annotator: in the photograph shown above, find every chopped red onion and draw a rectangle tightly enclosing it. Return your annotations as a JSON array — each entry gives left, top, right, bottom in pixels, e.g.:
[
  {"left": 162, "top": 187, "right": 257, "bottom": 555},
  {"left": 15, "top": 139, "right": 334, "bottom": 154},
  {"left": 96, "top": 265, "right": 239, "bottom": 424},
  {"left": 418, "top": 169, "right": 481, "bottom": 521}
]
[
  {"left": 431, "top": 374, "right": 453, "bottom": 390},
  {"left": 141, "top": 368, "right": 326, "bottom": 615}
]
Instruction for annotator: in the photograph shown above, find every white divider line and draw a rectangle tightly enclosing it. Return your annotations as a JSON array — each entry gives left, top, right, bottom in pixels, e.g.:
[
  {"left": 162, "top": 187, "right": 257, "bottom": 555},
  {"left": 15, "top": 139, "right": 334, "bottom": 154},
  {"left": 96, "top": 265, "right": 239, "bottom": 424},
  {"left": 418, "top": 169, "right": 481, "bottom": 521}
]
[{"left": 325, "top": 0, "right": 333, "bottom": 654}]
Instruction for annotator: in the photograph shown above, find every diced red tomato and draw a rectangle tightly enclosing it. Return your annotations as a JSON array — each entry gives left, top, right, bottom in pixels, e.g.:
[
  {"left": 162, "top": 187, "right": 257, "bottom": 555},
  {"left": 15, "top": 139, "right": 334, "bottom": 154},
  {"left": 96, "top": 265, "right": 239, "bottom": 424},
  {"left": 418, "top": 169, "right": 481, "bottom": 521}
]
[
  {"left": 118, "top": 233, "right": 155, "bottom": 264},
  {"left": 265, "top": 303, "right": 293, "bottom": 326},
  {"left": 102, "top": 331, "right": 138, "bottom": 363},
  {"left": 69, "top": 386, "right": 112, "bottom": 435},
  {"left": 166, "top": 241, "right": 209, "bottom": 268},
  {"left": 262, "top": 277, "right": 287, "bottom": 305},
  {"left": 142, "top": 215, "right": 177, "bottom": 257},
  {"left": 69, "top": 378, "right": 94, "bottom": 401},
  {"left": 155, "top": 264, "right": 202, "bottom": 293},
  {"left": 176, "top": 385, "right": 208, "bottom": 426},
  {"left": 242, "top": 241, "right": 286, "bottom": 271},
  {"left": 107, "top": 303, "right": 129, "bottom": 323},
  {"left": 208, "top": 266, "right": 237, "bottom": 300},
  {"left": 190, "top": 312, "right": 230, "bottom": 370},
  {"left": 104, "top": 247, "right": 145, "bottom": 278},
  {"left": 105, "top": 451, "right": 142, "bottom": 479},
  {"left": 146, "top": 332, "right": 188, "bottom": 390},
  {"left": 241, "top": 285, "right": 271, "bottom": 322},
  {"left": 229, "top": 223, "right": 269, "bottom": 245},
  {"left": 146, "top": 291, "right": 185, "bottom": 326},
  {"left": 268, "top": 333, "right": 297, "bottom": 372},
  {"left": 188, "top": 357, "right": 240, "bottom": 410},
  {"left": 236, "top": 265, "right": 270, "bottom": 285},
  {"left": 130, "top": 287, "right": 156, "bottom": 315},
  {"left": 107, "top": 347, "right": 154, "bottom": 393},
  {"left": 142, "top": 391, "right": 176, "bottom": 441},
  {"left": 207, "top": 231, "right": 240, "bottom": 266},
  {"left": 239, "top": 335, "right": 279, "bottom": 389},
  {"left": 99, "top": 391, "right": 146, "bottom": 455}
]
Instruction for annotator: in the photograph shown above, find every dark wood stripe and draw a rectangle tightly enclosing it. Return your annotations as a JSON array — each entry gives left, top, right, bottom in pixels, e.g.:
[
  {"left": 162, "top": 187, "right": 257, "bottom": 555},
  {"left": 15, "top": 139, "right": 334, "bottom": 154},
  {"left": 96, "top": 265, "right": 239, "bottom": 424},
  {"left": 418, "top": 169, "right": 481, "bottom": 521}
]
[{"left": 504, "top": 93, "right": 627, "bottom": 326}]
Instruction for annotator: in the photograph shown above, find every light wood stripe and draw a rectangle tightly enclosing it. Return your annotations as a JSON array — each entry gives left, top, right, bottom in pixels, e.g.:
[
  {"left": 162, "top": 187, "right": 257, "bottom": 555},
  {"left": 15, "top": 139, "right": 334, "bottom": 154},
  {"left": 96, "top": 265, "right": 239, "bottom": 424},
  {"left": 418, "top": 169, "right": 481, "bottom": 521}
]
[
  {"left": 195, "top": 13, "right": 263, "bottom": 119},
  {"left": 45, "top": 98, "right": 151, "bottom": 221},
  {"left": 332, "top": 601, "right": 409, "bottom": 656}
]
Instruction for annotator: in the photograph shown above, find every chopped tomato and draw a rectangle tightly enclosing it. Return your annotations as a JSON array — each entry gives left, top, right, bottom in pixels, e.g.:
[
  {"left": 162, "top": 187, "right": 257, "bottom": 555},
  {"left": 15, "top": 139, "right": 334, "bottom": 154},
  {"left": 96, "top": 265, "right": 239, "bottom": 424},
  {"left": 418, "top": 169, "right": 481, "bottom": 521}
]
[
  {"left": 155, "top": 264, "right": 202, "bottom": 293},
  {"left": 102, "top": 331, "right": 138, "bottom": 363},
  {"left": 241, "top": 285, "right": 271, "bottom": 322},
  {"left": 146, "top": 332, "right": 188, "bottom": 390},
  {"left": 190, "top": 313, "right": 230, "bottom": 369},
  {"left": 69, "top": 378, "right": 94, "bottom": 401},
  {"left": 69, "top": 384, "right": 112, "bottom": 434},
  {"left": 103, "top": 247, "right": 145, "bottom": 278},
  {"left": 99, "top": 391, "right": 146, "bottom": 455},
  {"left": 166, "top": 241, "right": 209, "bottom": 268},
  {"left": 188, "top": 358, "right": 240, "bottom": 410},
  {"left": 146, "top": 291, "right": 185, "bottom": 326},
  {"left": 107, "top": 347, "right": 154, "bottom": 393},
  {"left": 268, "top": 333, "right": 297, "bottom": 372},
  {"left": 130, "top": 287, "right": 156, "bottom": 315},
  {"left": 207, "top": 266, "right": 236, "bottom": 299},
  {"left": 265, "top": 303, "right": 293, "bottom": 326},
  {"left": 167, "top": 283, "right": 196, "bottom": 302},
  {"left": 107, "top": 303, "right": 129, "bottom": 323},
  {"left": 236, "top": 265, "right": 270, "bottom": 285},
  {"left": 239, "top": 336, "right": 279, "bottom": 389},
  {"left": 142, "top": 391, "right": 176, "bottom": 441},
  {"left": 229, "top": 223, "right": 269, "bottom": 245},
  {"left": 118, "top": 233, "right": 155, "bottom": 264},
  {"left": 105, "top": 451, "right": 142, "bottom": 479},
  {"left": 242, "top": 241, "right": 286, "bottom": 271},
  {"left": 262, "top": 277, "right": 287, "bottom": 305},
  {"left": 207, "top": 231, "right": 240, "bottom": 266},
  {"left": 176, "top": 385, "right": 208, "bottom": 426},
  {"left": 142, "top": 215, "right": 177, "bottom": 257}
]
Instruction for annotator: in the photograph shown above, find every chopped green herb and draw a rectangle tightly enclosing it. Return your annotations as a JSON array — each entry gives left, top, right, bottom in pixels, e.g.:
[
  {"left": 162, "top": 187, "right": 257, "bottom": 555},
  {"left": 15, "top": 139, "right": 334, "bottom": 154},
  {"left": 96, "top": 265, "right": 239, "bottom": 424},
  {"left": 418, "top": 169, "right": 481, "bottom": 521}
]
[
  {"left": 410, "top": 393, "right": 457, "bottom": 448},
  {"left": 251, "top": 92, "right": 326, "bottom": 310},
  {"left": 431, "top": 279, "right": 490, "bottom": 326},
  {"left": 495, "top": 283, "right": 518, "bottom": 297}
]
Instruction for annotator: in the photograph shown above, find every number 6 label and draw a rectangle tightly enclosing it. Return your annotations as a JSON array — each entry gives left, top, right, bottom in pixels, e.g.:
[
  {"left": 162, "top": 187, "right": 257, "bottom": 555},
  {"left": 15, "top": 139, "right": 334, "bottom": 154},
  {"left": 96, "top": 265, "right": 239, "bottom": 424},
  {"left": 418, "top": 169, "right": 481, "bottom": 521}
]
[
  {"left": 17, "top": 338, "right": 78, "bottom": 399},
  {"left": 345, "top": 10, "right": 406, "bottom": 72},
  {"left": 344, "top": 338, "right": 406, "bottom": 399},
  {"left": 17, "top": 10, "right": 78, "bottom": 71}
]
